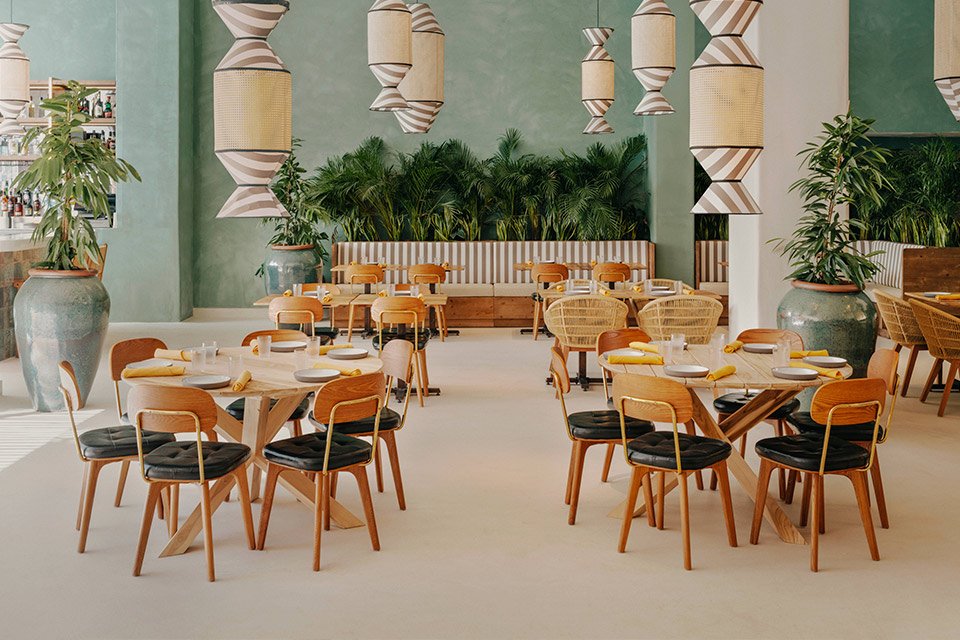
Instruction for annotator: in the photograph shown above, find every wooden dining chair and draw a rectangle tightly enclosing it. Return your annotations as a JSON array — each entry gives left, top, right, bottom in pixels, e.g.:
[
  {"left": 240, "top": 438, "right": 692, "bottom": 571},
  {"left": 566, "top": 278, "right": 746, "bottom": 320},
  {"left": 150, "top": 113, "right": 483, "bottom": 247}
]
[
  {"left": 530, "top": 264, "right": 570, "bottom": 340},
  {"left": 268, "top": 296, "right": 331, "bottom": 342},
  {"left": 345, "top": 264, "right": 385, "bottom": 293},
  {"left": 909, "top": 299, "right": 960, "bottom": 417},
  {"left": 310, "top": 340, "right": 415, "bottom": 510},
  {"left": 873, "top": 290, "right": 926, "bottom": 396},
  {"left": 301, "top": 282, "right": 343, "bottom": 343},
  {"left": 234, "top": 329, "right": 312, "bottom": 437},
  {"left": 372, "top": 296, "right": 430, "bottom": 407},
  {"left": 545, "top": 294, "right": 628, "bottom": 391},
  {"left": 128, "top": 385, "right": 256, "bottom": 581},
  {"left": 750, "top": 378, "right": 887, "bottom": 572},
  {"left": 60, "top": 362, "right": 176, "bottom": 554},
  {"left": 647, "top": 278, "right": 694, "bottom": 292},
  {"left": 613, "top": 373, "right": 737, "bottom": 570},
  {"left": 257, "top": 372, "right": 387, "bottom": 571},
  {"left": 638, "top": 295, "right": 722, "bottom": 344},
  {"left": 408, "top": 264, "right": 448, "bottom": 340},
  {"left": 242, "top": 329, "right": 309, "bottom": 347},
  {"left": 549, "top": 347, "right": 655, "bottom": 525},
  {"left": 592, "top": 262, "right": 631, "bottom": 289}
]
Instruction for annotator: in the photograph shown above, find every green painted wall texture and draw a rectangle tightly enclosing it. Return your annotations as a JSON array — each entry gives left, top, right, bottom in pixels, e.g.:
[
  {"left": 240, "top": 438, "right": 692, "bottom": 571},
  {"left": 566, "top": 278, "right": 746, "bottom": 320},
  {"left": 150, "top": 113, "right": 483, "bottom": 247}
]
[{"left": 18, "top": 0, "right": 116, "bottom": 81}]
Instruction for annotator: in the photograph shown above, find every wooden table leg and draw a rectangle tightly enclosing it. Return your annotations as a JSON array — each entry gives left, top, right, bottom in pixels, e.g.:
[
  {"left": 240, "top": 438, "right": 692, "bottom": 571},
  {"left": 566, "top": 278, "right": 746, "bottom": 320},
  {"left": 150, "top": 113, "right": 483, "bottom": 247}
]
[
  {"left": 158, "top": 475, "right": 236, "bottom": 557},
  {"left": 242, "top": 397, "right": 271, "bottom": 501}
]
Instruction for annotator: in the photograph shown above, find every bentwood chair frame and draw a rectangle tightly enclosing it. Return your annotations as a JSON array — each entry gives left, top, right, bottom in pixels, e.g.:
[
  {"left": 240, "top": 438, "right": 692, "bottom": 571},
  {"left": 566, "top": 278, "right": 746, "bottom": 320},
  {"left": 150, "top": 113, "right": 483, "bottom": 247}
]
[
  {"left": 750, "top": 378, "right": 887, "bottom": 572},
  {"left": 909, "top": 299, "right": 960, "bottom": 417},
  {"left": 372, "top": 296, "right": 430, "bottom": 407},
  {"left": 408, "top": 264, "right": 449, "bottom": 340},
  {"left": 874, "top": 290, "right": 927, "bottom": 396},
  {"left": 530, "top": 264, "right": 570, "bottom": 340},
  {"left": 638, "top": 294, "right": 723, "bottom": 345},
  {"left": 300, "top": 283, "right": 344, "bottom": 338},
  {"left": 345, "top": 264, "right": 385, "bottom": 293},
  {"left": 592, "top": 262, "right": 631, "bottom": 289},
  {"left": 545, "top": 294, "right": 628, "bottom": 391},
  {"left": 257, "top": 372, "right": 387, "bottom": 571},
  {"left": 269, "top": 296, "right": 331, "bottom": 341},
  {"left": 129, "top": 385, "right": 256, "bottom": 581}
]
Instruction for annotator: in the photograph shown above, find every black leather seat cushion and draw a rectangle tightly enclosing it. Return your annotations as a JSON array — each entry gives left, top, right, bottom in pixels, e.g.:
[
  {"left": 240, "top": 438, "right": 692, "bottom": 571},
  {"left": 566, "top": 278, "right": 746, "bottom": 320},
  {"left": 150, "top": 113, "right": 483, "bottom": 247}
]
[
  {"left": 225, "top": 396, "right": 311, "bottom": 422},
  {"left": 755, "top": 433, "right": 869, "bottom": 472},
  {"left": 626, "top": 431, "right": 731, "bottom": 471},
  {"left": 568, "top": 411, "right": 654, "bottom": 441},
  {"left": 312, "top": 326, "right": 340, "bottom": 338},
  {"left": 263, "top": 432, "right": 372, "bottom": 472},
  {"left": 308, "top": 408, "right": 402, "bottom": 435},
  {"left": 714, "top": 393, "right": 800, "bottom": 420},
  {"left": 143, "top": 442, "right": 251, "bottom": 481},
  {"left": 786, "top": 411, "right": 884, "bottom": 443},
  {"left": 372, "top": 330, "right": 430, "bottom": 351},
  {"left": 79, "top": 425, "right": 176, "bottom": 460}
]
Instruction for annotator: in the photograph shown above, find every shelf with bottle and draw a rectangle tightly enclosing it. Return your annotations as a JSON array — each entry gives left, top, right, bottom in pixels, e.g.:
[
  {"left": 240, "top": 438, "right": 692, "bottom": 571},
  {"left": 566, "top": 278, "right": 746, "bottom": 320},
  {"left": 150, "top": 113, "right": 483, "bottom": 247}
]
[{"left": 21, "top": 79, "right": 117, "bottom": 126}]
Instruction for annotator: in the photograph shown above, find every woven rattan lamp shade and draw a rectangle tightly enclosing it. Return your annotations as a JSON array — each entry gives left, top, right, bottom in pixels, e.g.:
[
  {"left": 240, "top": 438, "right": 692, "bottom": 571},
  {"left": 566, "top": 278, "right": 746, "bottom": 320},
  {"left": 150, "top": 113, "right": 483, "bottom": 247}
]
[
  {"left": 0, "top": 23, "right": 29, "bottom": 137},
  {"left": 689, "top": 65, "right": 763, "bottom": 147},
  {"left": 632, "top": 0, "right": 675, "bottom": 115},
  {"left": 396, "top": 3, "right": 444, "bottom": 134},
  {"left": 214, "top": 68, "right": 291, "bottom": 150},
  {"left": 582, "top": 27, "right": 615, "bottom": 134},
  {"left": 369, "top": 0, "right": 412, "bottom": 111},
  {"left": 935, "top": 0, "right": 960, "bottom": 120}
]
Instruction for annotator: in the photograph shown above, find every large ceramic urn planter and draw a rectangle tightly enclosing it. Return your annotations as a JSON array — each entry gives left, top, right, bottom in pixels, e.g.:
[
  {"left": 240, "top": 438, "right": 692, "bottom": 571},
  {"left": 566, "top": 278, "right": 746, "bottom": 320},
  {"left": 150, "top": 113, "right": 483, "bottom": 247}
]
[
  {"left": 14, "top": 269, "right": 111, "bottom": 412},
  {"left": 263, "top": 244, "right": 321, "bottom": 295},
  {"left": 777, "top": 280, "right": 878, "bottom": 378}
]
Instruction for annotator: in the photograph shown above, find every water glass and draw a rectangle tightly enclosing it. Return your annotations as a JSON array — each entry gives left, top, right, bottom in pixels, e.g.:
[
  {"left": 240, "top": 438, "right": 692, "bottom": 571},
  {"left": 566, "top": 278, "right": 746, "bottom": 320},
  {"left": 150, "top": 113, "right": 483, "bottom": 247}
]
[
  {"left": 228, "top": 356, "right": 241, "bottom": 378},
  {"left": 306, "top": 336, "right": 321, "bottom": 357},
  {"left": 203, "top": 341, "right": 217, "bottom": 365},
  {"left": 589, "top": 280, "right": 598, "bottom": 294},
  {"left": 644, "top": 279, "right": 653, "bottom": 294},
  {"left": 674, "top": 280, "right": 683, "bottom": 294},
  {"left": 775, "top": 338, "right": 792, "bottom": 368},
  {"left": 257, "top": 335, "right": 272, "bottom": 358},
  {"left": 671, "top": 333, "right": 685, "bottom": 361},
  {"left": 292, "top": 283, "right": 303, "bottom": 297},
  {"left": 662, "top": 341, "right": 675, "bottom": 365},
  {"left": 190, "top": 349, "right": 206, "bottom": 373}
]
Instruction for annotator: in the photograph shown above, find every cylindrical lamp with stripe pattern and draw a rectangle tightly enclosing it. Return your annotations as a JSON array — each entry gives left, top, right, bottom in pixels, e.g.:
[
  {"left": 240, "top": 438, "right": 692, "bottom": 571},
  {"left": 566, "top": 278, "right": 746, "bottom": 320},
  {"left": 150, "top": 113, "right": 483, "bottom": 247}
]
[
  {"left": 935, "top": 0, "right": 960, "bottom": 120},
  {"left": 632, "top": 0, "right": 675, "bottom": 116},
  {"left": 369, "top": 0, "right": 412, "bottom": 112},
  {"left": 582, "top": 27, "right": 615, "bottom": 134},
  {"left": 0, "top": 22, "right": 29, "bottom": 137},
  {"left": 212, "top": 0, "right": 292, "bottom": 219},
  {"left": 396, "top": 3, "right": 444, "bottom": 133},
  {"left": 689, "top": 0, "right": 763, "bottom": 215}
]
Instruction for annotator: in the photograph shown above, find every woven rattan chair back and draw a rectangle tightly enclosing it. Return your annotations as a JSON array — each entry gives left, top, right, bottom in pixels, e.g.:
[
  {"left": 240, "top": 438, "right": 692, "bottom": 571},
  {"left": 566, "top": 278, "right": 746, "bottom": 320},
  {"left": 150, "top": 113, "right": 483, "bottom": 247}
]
[
  {"left": 639, "top": 295, "right": 723, "bottom": 345},
  {"left": 874, "top": 290, "right": 926, "bottom": 347},
  {"left": 909, "top": 299, "right": 960, "bottom": 360},
  {"left": 544, "top": 295, "right": 629, "bottom": 350}
]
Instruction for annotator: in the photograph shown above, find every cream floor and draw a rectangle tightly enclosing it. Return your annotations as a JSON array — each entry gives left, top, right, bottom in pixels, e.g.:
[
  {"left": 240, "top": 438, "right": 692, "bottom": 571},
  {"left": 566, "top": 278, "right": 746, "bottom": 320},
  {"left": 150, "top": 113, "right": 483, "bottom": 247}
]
[{"left": 0, "top": 315, "right": 958, "bottom": 639}]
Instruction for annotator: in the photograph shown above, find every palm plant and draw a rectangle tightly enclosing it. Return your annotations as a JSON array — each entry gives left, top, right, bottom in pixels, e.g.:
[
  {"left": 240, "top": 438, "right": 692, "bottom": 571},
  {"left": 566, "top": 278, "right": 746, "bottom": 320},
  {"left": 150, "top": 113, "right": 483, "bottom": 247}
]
[
  {"left": 395, "top": 142, "right": 457, "bottom": 242},
  {"left": 487, "top": 129, "right": 556, "bottom": 241},
  {"left": 437, "top": 139, "right": 492, "bottom": 241}
]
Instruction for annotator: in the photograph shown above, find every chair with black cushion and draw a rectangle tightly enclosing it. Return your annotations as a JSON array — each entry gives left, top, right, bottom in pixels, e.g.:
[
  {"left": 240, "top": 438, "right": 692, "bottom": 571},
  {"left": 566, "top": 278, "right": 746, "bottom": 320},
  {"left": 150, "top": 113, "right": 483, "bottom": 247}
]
[
  {"left": 372, "top": 296, "right": 430, "bottom": 407},
  {"left": 785, "top": 348, "right": 899, "bottom": 529},
  {"left": 549, "top": 347, "right": 655, "bottom": 525},
  {"left": 60, "top": 361, "right": 176, "bottom": 554},
  {"left": 613, "top": 373, "right": 737, "bottom": 570},
  {"left": 302, "top": 282, "right": 343, "bottom": 343},
  {"left": 309, "top": 340, "right": 415, "bottom": 510},
  {"left": 268, "top": 296, "right": 333, "bottom": 344},
  {"left": 257, "top": 372, "right": 387, "bottom": 571},
  {"left": 128, "top": 385, "right": 255, "bottom": 581},
  {"left": 750, "top": 378, "right": 886, "bottom": 572},
  {"left": 531, "top": 263, "right": 570, "bottom": 340}
]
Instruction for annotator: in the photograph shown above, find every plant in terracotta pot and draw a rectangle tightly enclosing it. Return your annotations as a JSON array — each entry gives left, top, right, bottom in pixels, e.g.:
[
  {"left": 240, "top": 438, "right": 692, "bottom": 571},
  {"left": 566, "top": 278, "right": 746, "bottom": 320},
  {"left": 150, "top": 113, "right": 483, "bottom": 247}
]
[
  {"left": 13, "top": 81, "right": 140, "bottom": 411},
  {"left": 773, "top": 110, "right": 890, "bottom": 377},
  {"left": 258, "top": 139, "right": 329, "bottom": 294}
]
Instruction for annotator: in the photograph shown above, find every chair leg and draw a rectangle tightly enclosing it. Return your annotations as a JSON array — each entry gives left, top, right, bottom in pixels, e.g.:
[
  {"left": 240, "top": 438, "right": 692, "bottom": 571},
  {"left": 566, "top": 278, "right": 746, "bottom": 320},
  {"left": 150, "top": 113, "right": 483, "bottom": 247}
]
[
  {"left": 869, "top": 453, "right": 889, "bottom": 529},
  {"left": 347, "top": 305, "right": 356, "bottom": 342},
  {"left": 849, "top": 470, "right": 881, "bottom": 562},
  {"left": 776, "top": 421, "right": 787, "bottom": 501},
  {"left": 568, "top": 440, "right": 589, "bottom": 525},
  {"left": 810, "top": 474, "right": 821, "bottom": 572},
  {"left": 600, "top": 443, "right": 615, "bottom": 483},
  {"left": 749, "top": 458, "right": 774, "bottom": 545},
  {"left": 617, "top": 466, "right": 642, "bottom": 553},
  {"left": 382, "top": 431, "right": 406, "bottom": 510},
  {"left": 313, "top": 473, "right": 325, "bottom": 571},
  {"left": 292, "top": 419, "right": 302, "bottom": 438},
  {"left": 233, "top": 468, "right": 256, "bottom": 551},
  {"left": 532, "top": 299, "right": 541, "bottom": 341},
  {"left": 800, "top": 472, "right": 813, "bottom": 528},
  {"left": 374, "top": 446, "right": 384, "bottom": 493},
  {"left": 413, "top": 352, "right": 425, "bottom": 408},
  {"left": 818, "top": 474, "right": 826, "bottom": 534},
  {"left": 564, "top": 443, "right": 576, "bottom": 505},
  {"left": 938, "top": 361, "right": 959, "bottom": 417},
  {"left": 330, "top": 471, "right": 339, "bottom": 500},
  {"left": 417, "top": 350, "right": 431, "bottom": 397},
  {"left": 76, "top": 463, "right": 89, "bottom": 531},
  {"left": 714, "top": 461, "right": 737, "bottom": 547},
  {"left": 920, "top": 358, "right": 944, "bottom": 403},
  {"left": 78, "top": 460, "right": 104, "bottom": 553},
  {"left": 169, "top": 484, "right": 179, "bottom": 537},
  {"left": 115, "top": 460, "right": 130, "bottom": 507},
  {"left": 133, "top": 483, "right": 163, "bottom": 576},
  {"left": 902, "top": 345, "right": 920, "bottom": 397},
  {"left": 656, "top": 471, "right": 666, "bottom": 530},
  {"left": 642, "top": 470, "right": 656, "bottom": 528},
  {"left": 200, "top": 481, "right": 215, "bottom": 582},
  {"left": 323, "top": 471, "right": 332, "bottom": 532},
  {"left": 256, "top": 464, "right": 282, "bottom": 550},
  {"left": 352, "top": 466, "right": 380, "bottom": 551},
  {"left": 784, "top": 470, "right": 799, "bottom": 504},
  {"left": 678, "top": 472, "right": 692, "bottom": 570},
  {"left": 684, "top": 421, "right": 704, "bottom": 490}
]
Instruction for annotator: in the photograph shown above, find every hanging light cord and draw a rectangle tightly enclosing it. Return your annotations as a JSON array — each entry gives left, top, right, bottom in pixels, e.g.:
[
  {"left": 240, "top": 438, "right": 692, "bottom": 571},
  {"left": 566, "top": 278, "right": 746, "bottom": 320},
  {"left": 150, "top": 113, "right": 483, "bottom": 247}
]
[{"left": 596, "top": 0, "right": 600, "bottom": 27}]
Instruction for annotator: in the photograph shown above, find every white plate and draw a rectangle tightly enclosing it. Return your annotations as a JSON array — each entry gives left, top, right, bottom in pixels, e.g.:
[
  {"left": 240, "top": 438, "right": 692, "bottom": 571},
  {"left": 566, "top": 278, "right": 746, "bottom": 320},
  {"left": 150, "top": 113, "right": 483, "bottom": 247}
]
[
  {"left": 651, "top": 291, "right": 675, "bottom": 297},
  {"left": 271, "top": 340, "right": 308, "bottom": 352},
  {"left": 924, "top": 291, "right": 953, "bottom": 298},
  {"left": 602, "top": 347, "right": 652, "bottom": 360},
  {"left": 803, "top": 356, "right": 847, "bottom": 368},
  {"left": 651, "top": 285, "right": 672, "bottom": 291},
  {"left": 127, "top": 358, "right": 175, "bottom": 369},
  {"left": 294, "top": 368, "right": 340, "bottom": 383},
  {"left": 650, "top": 339, "right": 687, "bottom": 351},
  {"left": 538, "top": 259, "right": 556, "bottom": 264},
  {"left": 743, "top": 342, "right": 777, "bottom": 354},
  {"left": 663, "top": 364, "right": 709, "bottom": 378},
  {"left": 772, "top": 367, "right": 818, "bottom": 381},
  {"left": 327, "top": 348, "right": 369, "bottom": 360},
  {"left": 182, "top": 375, "right": 231, "bottom": 390}
]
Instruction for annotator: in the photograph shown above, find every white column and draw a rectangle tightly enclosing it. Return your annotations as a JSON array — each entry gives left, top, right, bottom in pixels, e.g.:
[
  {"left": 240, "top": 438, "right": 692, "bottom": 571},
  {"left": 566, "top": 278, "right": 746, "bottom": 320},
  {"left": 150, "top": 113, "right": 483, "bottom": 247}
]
[{"left": 728, "top": 0, "right": 849, "bottom": 334}]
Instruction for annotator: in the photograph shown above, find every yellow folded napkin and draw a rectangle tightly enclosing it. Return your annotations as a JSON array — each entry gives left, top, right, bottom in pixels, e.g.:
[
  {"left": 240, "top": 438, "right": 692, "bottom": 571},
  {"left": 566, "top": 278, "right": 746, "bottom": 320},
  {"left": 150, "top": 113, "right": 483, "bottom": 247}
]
[
  {"left": 589, "top": 260, "right": 597, "bottom": 267},
  {"left": 706, "top": 365, "right": 736, "bottom": 381},
  {"left": 314, "top": 363, "right": 361, "bottom": 376},
  {"left": 154, "top": 348, "right": 192, "bottom": 362},
  {"left": 632, "top": 284, "right": 643, "bottom": 293},
  {"left": 232, "top": 370, "right": 251, "bottom": 392},
  {"left": 349, "top": 261, "right": 357, "bottom": 265},
  {"left": 790, "top": 362, "right": 843, "bottom": 379},
  {"left": 378, "top": 263, "right": 386, "bottom": 268},
  {"left": 283, "top": 289, "right": 292, "bottom": 297},
  {"left": 936, "top": 293, "right": 960, "bottom": 300},
  {"left": 378, "top": 290, "right": 388, "bottom": 297},
  {"left": 525, "top": 260, "right": 534, "bottom": 267},
  {"left": 628, "top": 341, "right": 659, "bottom": 354},
  {"left": 417, "top": 293, "right": 425, "bottom": 301},
  {"left": 607, "top": 354, "right": 664, "bottom": 365},
  {"left": 122, "top": 366, "right": 186, "bottom": 379},
  {"left": 683, "top": 290, "right": 693, "bottom": 295},
  {"left": 321, "top": 295, "right": 333, "bottom": 304},
  {"left": 441, "top": 262, "right": 450, "bottom": 270},
  {"left": 316, "top": 343, "right": 353, "bottom": 355},
  {"left": 790, "top": 349, "right": 829, "bottom": 359},
  {"left": 556, "top": 285, "right": 565, "bottom": 292},
  {"left": 724, "top": 341, "right": 743, "bottom": 353},
  {"left": 601, "top": 289, "right": 611, "bottom": 296}
]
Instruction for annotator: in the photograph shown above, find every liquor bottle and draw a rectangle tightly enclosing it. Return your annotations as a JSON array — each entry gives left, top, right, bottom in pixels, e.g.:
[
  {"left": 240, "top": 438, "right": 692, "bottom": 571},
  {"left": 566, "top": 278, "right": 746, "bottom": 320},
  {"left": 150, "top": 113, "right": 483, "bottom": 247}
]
[
  {"left": 24, "top": 189, "right": 32, "bottom": 216},
  {"left": 33, "top": 192, "right": 41, "bottom": 214},
  {"left": 93, "top": 97, "right": 104, "bottom": 118},
  {"left": 103, "top": 96, "right": 112, "bottom": 119},
  {"left": 13, "top": 191, "right": 22, "bottom": 216},
  {"left": 1, "top": 188, "right": 7, "bottom": 215}
]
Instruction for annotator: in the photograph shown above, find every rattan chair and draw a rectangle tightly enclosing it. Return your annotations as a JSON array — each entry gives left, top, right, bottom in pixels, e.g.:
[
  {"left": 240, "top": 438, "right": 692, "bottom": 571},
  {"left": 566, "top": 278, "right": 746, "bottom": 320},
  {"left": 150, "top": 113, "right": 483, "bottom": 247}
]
[
  {"left": 545, "top": 294, "right": 628, "bottom": 391},
  {"left": 531, "top": 264, "right": 571, "bottom": 340},
  {"left": 873, "top": 290, "right": 927, "bottom": 396},
  {"left": 909, "top": 299, "right": 960, "bottom": 417},
  {"left": 638, "top": 295, "right": 723, "bottom": 345},
  {"left": 644, "top": 278, "right": 694, "bottom": 293}
]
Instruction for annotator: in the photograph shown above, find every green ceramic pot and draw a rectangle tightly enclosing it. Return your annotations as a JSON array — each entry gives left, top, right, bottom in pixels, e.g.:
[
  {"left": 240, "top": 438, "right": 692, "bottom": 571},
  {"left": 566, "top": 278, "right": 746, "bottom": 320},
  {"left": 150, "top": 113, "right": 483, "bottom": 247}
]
[
  {"left": 263, "top": 244, "right": 321, "bottom": 295},
  {"left": 14, "top": 269, "right": 111, "bottom": 412}
]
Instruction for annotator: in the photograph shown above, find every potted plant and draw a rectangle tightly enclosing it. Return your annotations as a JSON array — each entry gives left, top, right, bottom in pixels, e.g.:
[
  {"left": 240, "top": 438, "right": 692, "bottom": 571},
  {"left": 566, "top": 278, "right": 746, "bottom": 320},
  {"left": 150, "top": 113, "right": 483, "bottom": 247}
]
[
  {"left": 13, "top": 81, "right": 140, "bottom": 411},
  {"left": 259, "top": 139, "right": 329, "bottom": 294},
  {"left": 773, "top": 110, "right": 890, "bottom": 377}
]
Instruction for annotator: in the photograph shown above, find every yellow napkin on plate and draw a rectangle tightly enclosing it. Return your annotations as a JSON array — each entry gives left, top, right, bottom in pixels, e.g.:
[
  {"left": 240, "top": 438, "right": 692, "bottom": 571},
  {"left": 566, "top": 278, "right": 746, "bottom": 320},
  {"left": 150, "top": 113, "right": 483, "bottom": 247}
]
[
  {"left": 607, "top": 354, "right": 664, "bottom": 365},
  {"left": 790, "top": 362, "right": 843, "bottom": 379},
  {"left": 314, "top": 363, "right": 361, "bottom": 377},
  {"left": 791, "top": 349, "right": 829, "bottom": 359},
  {"left": 316, "top": 343, "right": 353, "bottom": 355},
  {"left": 122, "top": 366, "right": 185, "bottom": 379},
  {"left": 378, "top": 290, "right": 388, "bottom": 297},
  {"left": 628, "top": 341, "right": 659, "bottom": 354},
  {"left": 154, "top": 348, "right": 192, "bottom": 362},
  {"left": 283, "top": 290, "right": 292, "bottom": 297},
  {"left": 936, "top": 293, "right": 960, "bottom": 300},
  {"left": 724, "top": 341, "right": 743, "bottom": 353},
  {"left": 706, "top": 365, "right": 736, "bottom": 381},
  {"left": 321, "top": 294, "right": 333, "bottom": 304},
  {"left": 232, "top": 370, "right": 251, "bottom": 391}
]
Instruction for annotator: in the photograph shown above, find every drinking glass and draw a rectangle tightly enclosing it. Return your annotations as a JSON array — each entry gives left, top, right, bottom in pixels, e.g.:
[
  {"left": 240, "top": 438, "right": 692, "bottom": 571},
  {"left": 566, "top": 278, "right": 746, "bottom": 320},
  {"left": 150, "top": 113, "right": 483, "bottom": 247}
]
[
  {"left": 306, "top": 336, "right": 321, "bottom": 357},
  {"left": 589, "top": 280, "right": 598, "bottom": 294},
  {"left": 662, "top": 341, "right": 675, "bottom": 365},
  {"left": 228, "top": 356, "right": 241, "bottom": 378},
  {"left": 257, "top": 335, "right": 272, "bottom": 358},
  {"left": 644, "top": 279, "right": 653, "bottom": 295},
  {"left": 203, "top": 341, "right": 217, "bottom": 365},
  {"left": 190, "top": 349, "right": 205, "bottom": 373},
  {"left": 671, "top": 333, "right": 685, "bottom": 360},
  {"left": 292, "top": 283, "right": 303, "bottom": 297},
  {"left": 674, "top": 280, "right": 683, "bottom": 294},
  {"left": 775, "top": 338, "right": 792, "bottom": 368}
]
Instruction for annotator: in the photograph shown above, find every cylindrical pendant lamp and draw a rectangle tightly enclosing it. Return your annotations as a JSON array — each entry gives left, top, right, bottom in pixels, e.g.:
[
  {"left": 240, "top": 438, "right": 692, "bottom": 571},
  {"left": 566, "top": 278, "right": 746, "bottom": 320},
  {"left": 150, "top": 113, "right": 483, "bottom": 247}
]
[
  {"left": 690, "top": 0, "right": 763, "bottom": 215},
  {"left": 632, "top": 0, "right": 675, "bottom": 116},
  {"left": 212, "top": 0, "right": 292, "bottom": 219},
  {"left": 396, "top": 3, "right": 444, "bottom": 134},
  {"left": 582, "top": 27, "right": 615, "bottom": 134},
  {"left": 0, "top": 22, "right": 29, "bottom": 137},
  {"left": 369, "top": 0, "right": 412, "bottom": 112},
  {"left": 935, "top": 0, "right": 960, "bottom": 120}
]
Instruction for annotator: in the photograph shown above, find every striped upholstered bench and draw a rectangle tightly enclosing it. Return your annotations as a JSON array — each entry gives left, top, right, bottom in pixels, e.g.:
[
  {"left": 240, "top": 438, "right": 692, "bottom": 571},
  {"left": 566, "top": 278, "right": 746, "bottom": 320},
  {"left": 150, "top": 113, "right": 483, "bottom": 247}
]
[
  {"left": 694, "top": 240, "right": 728, "bottom": 296},
  {"left": 853, "top": 240, "right": 925, "bottom": 300}
]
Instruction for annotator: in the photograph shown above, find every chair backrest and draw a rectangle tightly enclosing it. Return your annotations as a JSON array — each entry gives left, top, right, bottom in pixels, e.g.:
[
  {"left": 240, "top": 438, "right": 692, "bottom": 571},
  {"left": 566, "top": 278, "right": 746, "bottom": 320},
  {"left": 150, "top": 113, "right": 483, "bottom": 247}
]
[
  {"left": 867, "top": 348, "right": 900, "bottom": 397},
  {"left": 380, "top": 339, "right": 414, "bottom": 383},
  {"left": 810, "top": 378, "right": 887, "bottom": 427},
  {"left": 737, "top": 328, "right": 804, "bottom": 351},
  {"left": 639, "top": 295, "right": 723, "bottom": 344},
  {"left": 313, "top": 372, "right": 387, "bottom": 427},
  {"left": 372, "top": 296, "right": 427, "bottom": 326},
  {"left": 346, "top": 264, "right": 384, "bottom": 286},
  {"left": 532, "top": 263, "right": 570, "bottom": 284},
  {"left": 408, "top": 264, "right": 446, "bottom": 285},
  {"left": 303, "top": 282, "right": 342, "bottom": 295},
  {"left": 269, "top": 296, "right": 323, "bottom": 326},
  {"left": 593, "top": 262, "right": 631, "bottom": 284},
  {"left": 241, "top": 329, "right": 309, "bottom": 347},
  {"left": 874, "top": 290, "right": 925, "bottom": 347},
  {"left": 549, "top": 346, "right": 572, "bottom": 394},
  {"left": 909, "top": 299, "right": 960, "bottom": 360},
  {"left": 110, "top": 337, "right": 168, "bottom": 382},
  {"left": 544, "top": 295, "right": 629, "bottom": 350},
  {"left": 613, "top": 373, "right": 693, "bottom": 425},
  {"left": 650, "top": 278, "right": 693, "bottom": 292},
  {"left": 59, "top": 361, "right": 83, "bottom": 413},
  {"left": 596, "top": 327, "right": 653, "bottom": 356},
  {"left": 127, "top": 385, "right": 219, "bottom": 434}
]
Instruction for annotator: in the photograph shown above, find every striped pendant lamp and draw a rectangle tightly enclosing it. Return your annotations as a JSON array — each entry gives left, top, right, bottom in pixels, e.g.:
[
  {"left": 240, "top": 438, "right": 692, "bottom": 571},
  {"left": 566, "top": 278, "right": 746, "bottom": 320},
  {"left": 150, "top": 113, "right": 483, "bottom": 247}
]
[
  {"left": 0, "top": 22, "right": 29, "bottom": 137},
  {"left": 212, "top": 0, "right": 292, "bottom": 219},
  {"left": 632, "top": 0, "right": 676, "bottom": 116},
  {"left": 935, "top": 0, "right": 960, "bottom": 120},
  {"left": 368, "top": 0, "right": 413, "bottom": 112},
  {"left": 582, "top": 27, "right": 615, "bottom": 134},
  {"left": 689, "top": 0, "right": 763, "bottom": 215},
  {"left": 395, "top": 3, "right": 444, "bottom": 134}
]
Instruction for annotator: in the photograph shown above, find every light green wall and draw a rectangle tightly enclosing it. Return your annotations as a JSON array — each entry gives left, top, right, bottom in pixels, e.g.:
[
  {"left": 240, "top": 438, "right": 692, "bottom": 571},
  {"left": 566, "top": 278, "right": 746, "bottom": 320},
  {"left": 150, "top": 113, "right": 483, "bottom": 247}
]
[{"left": 18, "top": 0, "right": 115, "bottom": 80}]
